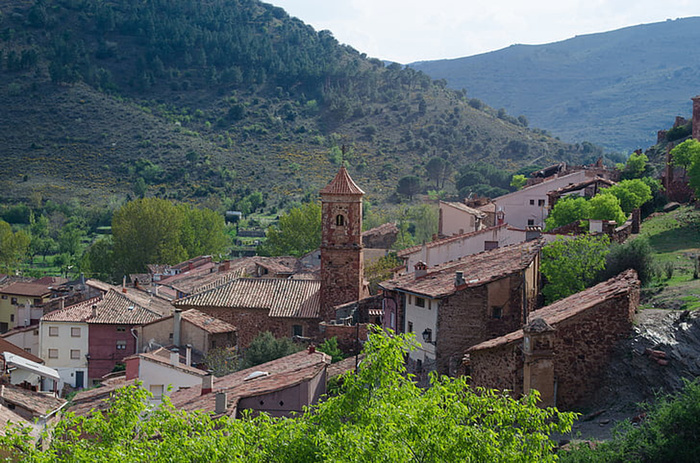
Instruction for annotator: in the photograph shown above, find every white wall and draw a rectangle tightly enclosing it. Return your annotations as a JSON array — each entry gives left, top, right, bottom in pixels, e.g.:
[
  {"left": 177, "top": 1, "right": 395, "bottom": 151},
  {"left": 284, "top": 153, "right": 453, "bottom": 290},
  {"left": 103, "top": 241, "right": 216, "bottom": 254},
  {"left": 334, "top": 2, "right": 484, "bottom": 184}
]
[
  {"left": 493, "top": 171, "right": 589, "bottom": 229},
  {"left": 404, "top": 294, "right": 438, "bottom": 363},
  {"left": 439, "top": 203, "right": 479, "bottom": 237},
  {"left": 39, "top": 321, "right": 89, "bottom": 390},
  {"left": 2, "top": 327, "right": 40, "bottom": 357},
  {"left": 136, "top": 358, "right": 204, "bottom": 401}
]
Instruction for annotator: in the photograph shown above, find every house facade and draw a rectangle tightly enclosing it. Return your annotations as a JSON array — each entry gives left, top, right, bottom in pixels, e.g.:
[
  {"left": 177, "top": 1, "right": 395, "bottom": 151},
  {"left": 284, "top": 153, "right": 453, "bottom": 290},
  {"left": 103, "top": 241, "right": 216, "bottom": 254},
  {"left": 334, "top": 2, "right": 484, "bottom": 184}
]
[
  {"left": 438, "top": 200, "right": 486, "bottom": 237},
  {"left": 0, "top": 282, "right": 52, "bottom": 333},
  {"left": 380, "top": 241, "right": 541, "bottom": 377},
  {"left": 467, "top": 270, "right": 640, "bottom": 409},
  {"left": 125, "top": 347, "right": 207, "bottom": 401}
]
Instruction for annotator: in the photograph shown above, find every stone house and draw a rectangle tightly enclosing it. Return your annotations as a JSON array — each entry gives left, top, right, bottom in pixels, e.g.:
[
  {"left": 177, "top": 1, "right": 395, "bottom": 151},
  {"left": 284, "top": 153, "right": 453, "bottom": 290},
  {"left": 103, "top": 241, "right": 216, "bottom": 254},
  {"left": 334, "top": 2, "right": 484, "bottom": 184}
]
[
  {"left": 467, "top": 270, "right": 640, "bottom": 409},
  {"left": 169, "top": 347, "right": 329, "bottom": 418},
  {"left": 135, "top": 308, "right": 237, "bottom": 355},
  {"left": 379, "top": 241, "right": 542, "bottom": 377},
  {"left": 173, "top": 278, "right": 321, "bottom": 348}
]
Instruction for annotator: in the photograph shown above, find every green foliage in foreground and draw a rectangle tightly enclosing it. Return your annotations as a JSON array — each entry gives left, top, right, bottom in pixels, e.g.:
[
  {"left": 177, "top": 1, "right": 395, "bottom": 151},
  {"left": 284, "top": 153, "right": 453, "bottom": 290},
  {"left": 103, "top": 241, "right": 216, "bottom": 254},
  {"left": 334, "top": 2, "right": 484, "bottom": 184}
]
[
  {"left": 0, "top": 330, "right": 575, "bottom": 462},
  {"left": 560, "top": 379, "right": 700, "bottom": 463}
]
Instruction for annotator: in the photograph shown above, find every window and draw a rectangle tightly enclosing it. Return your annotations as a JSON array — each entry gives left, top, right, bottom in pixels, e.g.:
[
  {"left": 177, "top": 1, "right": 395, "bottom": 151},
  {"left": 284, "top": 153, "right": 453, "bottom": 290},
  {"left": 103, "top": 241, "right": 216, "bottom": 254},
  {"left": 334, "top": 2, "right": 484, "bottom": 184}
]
[
  {"left": 48, "top": 349, "right": 59, "bottom": 358},
  {"left": 335, "top": 214, "right": 345, "bottom": 226},
  {"left": 292, "top": 325, "right": 303, "bottom": 337},
  {"left": 33, "top": 330, "right": 38, "bottom": 336},
  {"left": 529, "top": 199, "right": 535, "bottom": 205},
  {"left": 70, "top": 349, "right": 80, "bottom": 359},
  {"left": 116, "top": 326, "right": 126, "bottom": 332},
  {"left": 491, "top": 306, "right": 502, "bottom": 319},
  {"left": 407, "top": 321, "right": 413, "bottom": 333},
  {"left": 538, "top": 199, "right": 545, "bottom": 207},
  {"left": 10, "top": 314, "right": 13, "bottom": 322},
  {"left": 484, "top": 241, "right": 499, "bottom": 251},
  {"left": 1, "top": 295, "right": 6, "bottom": 299},
  {"left": 24, "top": 348, "right": 31, "bottom": 353},
  {"left": 33, "top": 298, "right": 42, "bottom": 305},
  {"left": 71, "top": 327, "right": 81, "bottom": 337},
  {"left": 150, "top": 384, "right": 164, "bottom": 400},
  {"left": 49, "top": 326, "right": 59, "bottom": 337},
  {"left": 415, "top": 297, "right": 425, "bottom": 308},
  {"left": 10, "top": 298, "right": 17, "bottom": 305},
  {"left": 116, "top": 340, "right": 127, "bottom": 350},
  {"left": 527, "top": 219, "right": 535, "bottom": 226}
]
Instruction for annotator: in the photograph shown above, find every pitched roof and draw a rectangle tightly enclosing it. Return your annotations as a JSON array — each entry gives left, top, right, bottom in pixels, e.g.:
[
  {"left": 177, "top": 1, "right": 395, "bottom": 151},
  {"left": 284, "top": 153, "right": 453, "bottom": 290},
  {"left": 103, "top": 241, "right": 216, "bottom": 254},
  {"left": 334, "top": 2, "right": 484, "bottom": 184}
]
[
  {"left": 0, "top": 282, "right": 51, "bottom": 298},
  {"left": 42, "top": 296, "right": 100, "bottom": 323},
  {"left": 0, "top": 384, "right": 65, "bottom": 417},
  {"left": 174, "top": 278, "right": 321, "bottom": 319},
  {"left": 65, "top": 378, "right": 137, "bottom": 417},
  {"left": 381, "top": 241, "right": 541, "bottom": 299},
  {"left": 319, "top": 167, "right": 365, "bottom": 195},
  {"left": 439, "top": 200, "right": 486, "bottom": 217},
  {"left": 135, "top": 347, "right": 208, "bottom": 377},
  {"left": 169, "top": 350, "right": 329, "bottom": 414},
  {"left": 182, "top": 309, "right": 236, "bottom": 333},
  {"left": 43, "top": 290, "right": 165, "bottom": 326},
  {"left": 468, "top": 269, "right": 640, "bottom": 352},
  {"left": 0, "top": 337, "right": 43, "bottom": 364}
]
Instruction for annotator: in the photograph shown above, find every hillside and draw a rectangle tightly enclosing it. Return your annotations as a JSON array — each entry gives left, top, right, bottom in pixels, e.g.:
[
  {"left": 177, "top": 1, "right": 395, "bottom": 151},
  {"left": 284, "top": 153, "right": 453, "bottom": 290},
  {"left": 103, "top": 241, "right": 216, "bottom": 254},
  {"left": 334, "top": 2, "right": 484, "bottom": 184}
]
[
  {"left": 0, "top": 0, "right": 587, "bottom": 209},
  {"left": 410, "top": 17, "right": 700, "bottom": 153}
]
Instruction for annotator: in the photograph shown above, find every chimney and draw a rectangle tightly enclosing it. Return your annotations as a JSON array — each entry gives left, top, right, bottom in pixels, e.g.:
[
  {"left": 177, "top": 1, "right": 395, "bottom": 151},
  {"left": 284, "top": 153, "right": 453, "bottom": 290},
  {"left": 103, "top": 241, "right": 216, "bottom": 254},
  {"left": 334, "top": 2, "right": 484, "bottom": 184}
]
[
  {"left": 414, "top": 261, "right": 428, "bottom": 279},
  {"left": 59, "top": 298, "right": 64, "bottom": 310},
  {"left": 91, "top": 304, "right": 98, "bottom": 318},
  {"left": 201, "top": 373, "right": 213, "bottom": 395},
  {"left": 455, "top": 271, "right": 465, "bottom": 287},
  {"left": 173, "top": 309, "right": 182, "bottom": 347},
  {"left": 170, "top": 348, "right": 179, "bottom": 367},
  {"left": 215, "top": 392, "right": 227, "bottom": 414},
  {"left": 308, "top": 344, "right": 316, "bottom": 354},
  {"left": 185, "top": 344, "right": 192, "bottom": 366}
]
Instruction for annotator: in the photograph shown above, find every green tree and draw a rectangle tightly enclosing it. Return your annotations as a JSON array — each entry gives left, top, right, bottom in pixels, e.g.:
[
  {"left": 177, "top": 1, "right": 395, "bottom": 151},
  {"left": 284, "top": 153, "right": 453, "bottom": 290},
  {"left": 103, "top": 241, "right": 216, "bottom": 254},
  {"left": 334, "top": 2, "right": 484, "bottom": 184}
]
[
  {"left": 180, "top": 206, "right": 229, "bottom": 258},
  {"left": 0, "top": 220, "right": 30, "bottom": 273},
  {"left": 605, "top": 179, "right": 652, "bottom": 215},
  {"left": 240, "top": 331, "right": 301, "bottom": 370},
  {"left": 670, "top": 138, "right": 700, "bottom": 169},
  {"left": 318, "top": 337, "right": 344, "bottom": 363},
  {"left": 425, "top": 157, "right": 450, "bottom": 190},
  {"left": 510, "top": 174, "right": 527, "bottom": 190},
  {"left": 598, "top": 237, "right": 657, "bottom": 286},
  {"left": 407, "top": 203, "right": 438, "bottom": 243},
  {"left": 0, "top": 329, "right": 575, "bottom": 461},
  {"left": 544, "top": 196, "right": 591, "bottom": 230},
  {"left": 618, "top": 151, "right": 649, "bottom": 179},
  {"left": 541, "top": 234, "right": 610, "bottom": 303},
  {"left": 589, "top": 193, "right": 627, "bottom": 225},
  {"left": 258, "top": 202, "right": 321, "bottom": 257},
  {"left": 82, "top": 237, "right": 115, "bottom": 282},
  {"left": 202, "top": 347, "right": 239, "bottom": 376},
  {"left": 396, "top": 175, "right": 422, "bottom": 200}
]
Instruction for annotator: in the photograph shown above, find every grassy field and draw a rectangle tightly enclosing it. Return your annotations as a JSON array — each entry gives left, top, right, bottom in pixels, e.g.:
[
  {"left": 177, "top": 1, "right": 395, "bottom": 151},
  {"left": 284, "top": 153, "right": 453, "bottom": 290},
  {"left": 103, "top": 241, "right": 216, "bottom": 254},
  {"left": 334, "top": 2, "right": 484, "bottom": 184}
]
[{"left": 638, "top": 205, "right": 700, "bottom": 310}]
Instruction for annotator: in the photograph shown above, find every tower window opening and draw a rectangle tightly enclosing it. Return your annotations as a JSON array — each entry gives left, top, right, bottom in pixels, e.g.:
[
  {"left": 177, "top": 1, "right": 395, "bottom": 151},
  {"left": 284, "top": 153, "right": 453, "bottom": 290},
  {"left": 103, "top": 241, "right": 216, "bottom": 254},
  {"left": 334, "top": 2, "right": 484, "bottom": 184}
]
[{"left": 335, "top": 214, "right": 345, "bottom": 226}]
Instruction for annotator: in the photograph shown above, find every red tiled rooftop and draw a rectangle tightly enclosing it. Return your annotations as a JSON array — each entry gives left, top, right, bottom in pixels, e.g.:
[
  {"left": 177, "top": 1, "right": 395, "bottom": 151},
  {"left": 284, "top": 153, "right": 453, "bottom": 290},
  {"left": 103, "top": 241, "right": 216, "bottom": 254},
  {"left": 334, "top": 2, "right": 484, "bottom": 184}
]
[
  {"left": 319, "top": 167, "right": 365, "bottom": 195},
  {"left": 170, "top": 350, "right": 329, "bottom": 413},
  {"left": 174, "top": 278, "right": 321, "bottom": 319},
  {"left": 439, "top": 200, "right": 486, "bottom": 217},
  {"left": 134, "top": 347, "right": 208, "bottom": 377},
  {"left": 0, "top": 384, "right": 65, "bottom": 417},
  {"left": 0, "top": 338, "right": 44, "bottom": 364},
  {"left": 42, "top": 296, "right": 101, "bottom": 323},
  {"left": 43, "top": 290, "right": 165, "bottom": 325},
  {"left": 66, "top": 378, "right": 137, "bottom": 417},
  {"left": 0, "top": 282, "right": 52, "bottom": 297},
  {"left": 382, "top": 241, "right": 541, "bottom": 299},
  {"left": 181, "top": 309, "right": 236, "bottom": 334},
  {"left": 468, "top": 269, "right": 640, "bottom": 352}
]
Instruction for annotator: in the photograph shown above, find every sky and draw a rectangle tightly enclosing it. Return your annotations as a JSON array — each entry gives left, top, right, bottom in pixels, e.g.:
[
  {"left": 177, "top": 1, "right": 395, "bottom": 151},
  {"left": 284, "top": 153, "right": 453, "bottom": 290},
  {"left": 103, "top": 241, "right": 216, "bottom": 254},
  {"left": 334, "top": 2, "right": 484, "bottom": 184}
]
[{"left": 269, "top": 1, "right": 700, "bottom": 63}]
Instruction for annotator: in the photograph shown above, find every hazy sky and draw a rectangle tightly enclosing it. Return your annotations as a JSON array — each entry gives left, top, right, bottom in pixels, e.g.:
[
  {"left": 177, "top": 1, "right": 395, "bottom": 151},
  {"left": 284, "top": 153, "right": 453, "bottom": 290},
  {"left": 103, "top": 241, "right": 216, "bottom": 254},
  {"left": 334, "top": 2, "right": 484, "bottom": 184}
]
[{"left": 269, "top": 1, "right": 700, "bottom": 63}]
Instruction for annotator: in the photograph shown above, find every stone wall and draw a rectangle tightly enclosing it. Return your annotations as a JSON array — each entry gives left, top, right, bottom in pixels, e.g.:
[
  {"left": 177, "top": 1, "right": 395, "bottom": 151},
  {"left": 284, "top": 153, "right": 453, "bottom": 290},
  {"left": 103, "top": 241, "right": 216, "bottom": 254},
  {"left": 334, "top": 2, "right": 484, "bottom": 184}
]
[
  {"left": 319, "top": 323, "right": 369, "bottom": 355},
  {"left": 468, "top": 342, "right": 522, "bottom": 396}
]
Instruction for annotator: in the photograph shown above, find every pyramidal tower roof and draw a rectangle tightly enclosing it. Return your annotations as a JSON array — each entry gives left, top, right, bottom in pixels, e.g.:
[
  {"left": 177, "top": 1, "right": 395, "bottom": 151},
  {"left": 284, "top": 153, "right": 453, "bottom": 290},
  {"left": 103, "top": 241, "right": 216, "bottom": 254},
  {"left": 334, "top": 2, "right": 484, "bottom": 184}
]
[{"left": 320, "top": 167, "right": 365, "bottom": 195}]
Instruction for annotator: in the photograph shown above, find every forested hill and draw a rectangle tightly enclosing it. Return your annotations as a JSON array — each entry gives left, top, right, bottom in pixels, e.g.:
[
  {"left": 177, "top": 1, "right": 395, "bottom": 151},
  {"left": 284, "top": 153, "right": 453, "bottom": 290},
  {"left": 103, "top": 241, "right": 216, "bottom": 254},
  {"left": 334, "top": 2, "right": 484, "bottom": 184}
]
[
  {"left": 0, "top": 0, "right": 588, "bottom": 208},
  {"left": 410, "top": 17, "right": 700, "bottom": 153}
]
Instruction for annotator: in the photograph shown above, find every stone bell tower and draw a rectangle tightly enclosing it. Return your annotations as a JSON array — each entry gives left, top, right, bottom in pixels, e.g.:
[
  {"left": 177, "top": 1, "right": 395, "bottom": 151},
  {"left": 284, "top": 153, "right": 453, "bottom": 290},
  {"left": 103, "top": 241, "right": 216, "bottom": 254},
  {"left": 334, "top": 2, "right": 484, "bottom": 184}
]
[{"left": 319, "top": 167, "right": 365, "bottom": 322}]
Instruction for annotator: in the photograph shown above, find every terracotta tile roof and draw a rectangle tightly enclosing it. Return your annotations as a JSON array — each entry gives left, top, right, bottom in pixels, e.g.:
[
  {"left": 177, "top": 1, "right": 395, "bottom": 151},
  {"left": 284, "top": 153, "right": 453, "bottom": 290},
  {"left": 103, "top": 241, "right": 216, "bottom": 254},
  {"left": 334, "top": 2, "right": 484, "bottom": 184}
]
[
  {"left": 0, "top": 282, "right": 51, "bottom": 298},
  {"left": 66, "top": 378, "right": 137, "bottom": 417},
  {"left": 42, "top": 296, "right": 100, "bottom": 323},
  {"left": 0, "top": 384, "right": 65, "bottom": 417},
  {"left": 85, "top": 279, "right": 113, "bottom": 293},
  {"left": 156, "top": 262, "right": 217, "bottom": 286},
  {"left": 0, "top": 405, "right": 36, "bottom": 437},
  {"left": 382, "top": 241, "right": 541, "bottom": 299},
  {"left": 135, "top": 347, "right": 208, "bottom": 376},
  {"left": 85, "top": 280, "right": 173, "bottom": 316},
  {"left": 397, "top": 224, "right": 509, "bottom": 257},
  {"left": 170, "top": 350, "right": 329, "bottom": 414},
  {"left": 32, "top": 276, "right": 69, "bottom": 286},
  {"left": 362, "top": 222, "right": 399, "bottom": 238},
  {"left": 549, "top": 176, "right": 615, "bottom": 196},
  {"left": 327, "top": 354, "right": 365, "bottom": 379},
  {"left": 0, "top": 324, "right": 39, "bottom": 338},
  {"left": 174, "top": 278, "right": 321, "bottom": 319},
  {"left": 181, "top": 309, "right": 236, "bottom": 334},
  {"left": 468, "top": 269, "right": 640, "bottom": 352},
  {"left": 439, "top": 200, "right": 486, "bottom": 217},
  {"left": 87, "top": 290, "right": 164, "bottom": 325},
  {"left": 319, "top": 167, "right": 365, "bottom": 195},
  {"left": 0, "top": 338, "right": 43, "bottom": 364}
]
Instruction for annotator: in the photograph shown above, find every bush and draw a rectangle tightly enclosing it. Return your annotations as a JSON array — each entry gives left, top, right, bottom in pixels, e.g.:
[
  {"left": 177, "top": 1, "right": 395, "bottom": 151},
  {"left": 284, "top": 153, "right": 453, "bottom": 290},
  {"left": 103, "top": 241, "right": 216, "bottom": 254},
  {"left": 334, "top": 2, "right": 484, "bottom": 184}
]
[{"left": 598, "top": 237, "right": 657, "bottom": 286}]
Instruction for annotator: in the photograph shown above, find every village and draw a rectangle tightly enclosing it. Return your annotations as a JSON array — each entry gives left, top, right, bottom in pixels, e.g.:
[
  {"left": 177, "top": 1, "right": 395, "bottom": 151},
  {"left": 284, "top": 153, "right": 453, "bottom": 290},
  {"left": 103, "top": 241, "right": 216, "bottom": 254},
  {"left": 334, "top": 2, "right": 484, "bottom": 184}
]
[{"left": 0, "top": 97, "right": 699, "bottom": 443}]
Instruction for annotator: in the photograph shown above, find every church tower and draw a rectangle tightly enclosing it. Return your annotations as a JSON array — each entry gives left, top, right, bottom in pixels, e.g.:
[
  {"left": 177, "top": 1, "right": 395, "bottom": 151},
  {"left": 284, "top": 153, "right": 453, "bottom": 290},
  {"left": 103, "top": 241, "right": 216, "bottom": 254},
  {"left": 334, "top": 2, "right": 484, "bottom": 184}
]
[{"left": 319, "top": 167, "right": 365, "bottom": 322}]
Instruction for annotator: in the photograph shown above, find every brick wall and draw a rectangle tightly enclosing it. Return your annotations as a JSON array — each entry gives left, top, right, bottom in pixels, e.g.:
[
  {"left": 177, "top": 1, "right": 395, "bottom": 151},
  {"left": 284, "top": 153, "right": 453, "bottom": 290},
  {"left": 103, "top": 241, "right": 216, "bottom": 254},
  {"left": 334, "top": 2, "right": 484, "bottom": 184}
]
[
  {"left": 179, "top": 305, "right": 318, "bottom": 349},
  {"left": 88, "top": 324, "right": 137, "bottom": 381},
  {"left": 436, "top": 273, "right": 527, "bottom": 376},
  {"left": 469, "top": 282, "right": 639, "bottom": 409}
]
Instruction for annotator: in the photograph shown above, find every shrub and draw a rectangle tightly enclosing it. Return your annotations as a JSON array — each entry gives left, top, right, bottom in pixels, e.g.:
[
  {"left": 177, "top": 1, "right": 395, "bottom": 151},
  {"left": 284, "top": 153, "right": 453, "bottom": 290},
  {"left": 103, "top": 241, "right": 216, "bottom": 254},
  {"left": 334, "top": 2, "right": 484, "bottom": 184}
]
[{"left": 598, "top": 237, "right": 657, "bottom": 286}]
